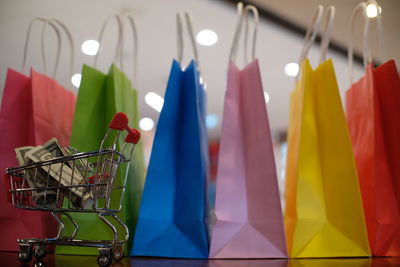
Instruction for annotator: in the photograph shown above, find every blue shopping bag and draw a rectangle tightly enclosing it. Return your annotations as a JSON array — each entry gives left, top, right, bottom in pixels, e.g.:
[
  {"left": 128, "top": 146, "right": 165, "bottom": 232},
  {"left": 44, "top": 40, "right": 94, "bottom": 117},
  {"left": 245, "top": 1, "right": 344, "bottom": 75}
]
[{"left": 131, "top": 59, "right": 209, "bottom": 258}]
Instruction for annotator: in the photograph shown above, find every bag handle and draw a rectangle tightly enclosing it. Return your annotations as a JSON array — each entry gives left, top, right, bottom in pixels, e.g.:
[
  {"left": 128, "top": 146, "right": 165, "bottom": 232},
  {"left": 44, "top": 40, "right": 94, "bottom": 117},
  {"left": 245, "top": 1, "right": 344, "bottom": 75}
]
[
  {"left": 21, "top": 18, "right": 61, "bottom": 78},
  {"left": 298, "top": 5, "right": 324, "bottom": 66},
  {"left": 297, "top": 5, "right": 335, "bottom": 81},
  {"left": 229, "top": 2, "right": 259, "bottom": 65},
  {"left": 319, "top": 6, "right": 335, "bottom": 63},
  {"left": 348, "top": 0, "right": 386, "bottom": 84},
  {"left": 243, "top": 5, "right": 259, "bottom": 64},
  {"left": 123, "top": 14, "right": 139, "bottom": 86},
  {"left": 176, "top": 12, "right": 201, "bottom": 72},
  {"left": 94, "top": 14, "right": 123, "bottom": 70},
  {"left": 46, "top": 19, "right": 75, "bottom": 81},
  {"left": 95, "top": 13, "right": 139, "bottom": 86}
]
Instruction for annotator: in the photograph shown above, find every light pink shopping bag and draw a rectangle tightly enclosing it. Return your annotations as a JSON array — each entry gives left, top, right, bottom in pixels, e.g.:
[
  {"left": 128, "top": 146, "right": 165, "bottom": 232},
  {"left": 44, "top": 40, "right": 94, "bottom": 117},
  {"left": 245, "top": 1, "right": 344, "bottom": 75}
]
[
  {"left": 209, "top": 5, "right": 287, "bottom": 258},
  {"left": 209, "top": 59, "right": 287, "bottom": 258}
]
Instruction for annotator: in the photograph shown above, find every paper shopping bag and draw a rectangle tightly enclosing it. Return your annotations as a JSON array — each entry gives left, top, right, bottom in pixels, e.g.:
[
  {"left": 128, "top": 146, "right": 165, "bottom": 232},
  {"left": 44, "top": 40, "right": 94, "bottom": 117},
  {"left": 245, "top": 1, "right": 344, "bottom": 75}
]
[
  {"left": 131, "top": 60, "right": 209, "bottom": 258},
  {"left": 209, "top": 60, "right": 287, "bottom": 258},
  {"left": 56, "top": 64, "right": 146, "bottom": 255},
  {"left": 346, "top": 60, "right": 400, "bottom": 256},
  {"left": 30, "top": 68, "right": 76, "bottom": 146},
  {"left": 0, "top": 68, "right": 76, "bottom": 251},
  {"left": 284, "top": 59, "right": 370, "bottom": 258}
]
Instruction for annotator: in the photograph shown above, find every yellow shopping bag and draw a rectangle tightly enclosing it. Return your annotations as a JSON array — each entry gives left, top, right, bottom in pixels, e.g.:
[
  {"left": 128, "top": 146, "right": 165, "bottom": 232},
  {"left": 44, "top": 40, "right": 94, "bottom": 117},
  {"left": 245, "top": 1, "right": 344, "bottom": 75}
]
[
  {"left": 285, "top": 59, "right": 370, "bottom": 259},
  {"left": 284, "top": 5, "right": 370, "bottom": 258}
]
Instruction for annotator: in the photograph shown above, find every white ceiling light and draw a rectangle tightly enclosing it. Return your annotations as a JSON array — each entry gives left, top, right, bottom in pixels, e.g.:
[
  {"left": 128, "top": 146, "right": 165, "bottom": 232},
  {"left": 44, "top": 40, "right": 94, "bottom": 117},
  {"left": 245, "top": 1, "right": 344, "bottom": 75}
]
[
  {"left": 71, "top": 73, "right": 82, "bottom": 88},
  {"left": 196, "top": 29, "right": 218, "bottom": 46},
  {"left": 206, "top": 114, "right": 219, "bottom": 129},
  {"left": 145, "top": 92, "right": 164, "bottom": 112},
  {"left": 284, "top": 62, "right": 299, "bottom": 77},
  {"left": 139, "top": 117, "right": 155, "bottom": 131},
  {"left": 81, "top": 40, "right": 99, "bottom": 56},
  {"left": 366, "top": 3, "right": 381, "bottom": 18},
  {"left": 264, "top": 92, "right": 270, "bottom": 103}
]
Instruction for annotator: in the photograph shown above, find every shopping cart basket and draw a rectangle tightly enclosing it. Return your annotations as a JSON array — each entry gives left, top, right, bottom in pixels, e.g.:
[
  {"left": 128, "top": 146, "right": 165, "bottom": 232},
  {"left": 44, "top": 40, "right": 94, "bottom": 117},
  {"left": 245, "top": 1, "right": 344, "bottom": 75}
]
[{"left": 4, "top": 112, "right": 141, "bottom": 267}]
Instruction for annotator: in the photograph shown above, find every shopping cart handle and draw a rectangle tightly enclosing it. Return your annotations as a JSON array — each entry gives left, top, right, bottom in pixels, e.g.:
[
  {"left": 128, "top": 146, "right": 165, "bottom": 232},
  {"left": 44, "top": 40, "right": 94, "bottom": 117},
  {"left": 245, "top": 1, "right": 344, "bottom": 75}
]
[
  {"left": 3, "top": 173, "right": 12, "bottom": 203},
  {"left": 109, "top": 112, "right": 129, "bottom": 130},
  {"left": 125, "top": 128, "right": 141, "bottom": 144}
]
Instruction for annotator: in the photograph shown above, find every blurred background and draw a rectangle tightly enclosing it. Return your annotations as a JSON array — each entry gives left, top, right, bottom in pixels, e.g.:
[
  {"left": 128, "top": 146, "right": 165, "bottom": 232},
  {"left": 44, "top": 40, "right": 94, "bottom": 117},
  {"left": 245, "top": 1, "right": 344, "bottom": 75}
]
[{"left": 0, "top": 0, "right": 398, "bottom": 202}]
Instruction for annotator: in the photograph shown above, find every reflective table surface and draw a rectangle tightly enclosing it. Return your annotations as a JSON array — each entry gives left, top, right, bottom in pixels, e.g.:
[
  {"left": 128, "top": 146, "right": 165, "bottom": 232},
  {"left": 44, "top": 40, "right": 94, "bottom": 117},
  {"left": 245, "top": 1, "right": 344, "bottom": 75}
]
[{"left": 1, "top": 253, "right": 400, "bottom": 267}]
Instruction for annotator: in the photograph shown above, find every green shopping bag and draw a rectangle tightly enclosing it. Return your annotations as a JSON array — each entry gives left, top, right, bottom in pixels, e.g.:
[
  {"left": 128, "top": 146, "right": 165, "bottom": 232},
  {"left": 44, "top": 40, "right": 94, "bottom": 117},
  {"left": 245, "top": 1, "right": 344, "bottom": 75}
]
[
  {"left": 56, "top": 14, "right": 145, "bottom": 255},
  {"left": 55, "top": 63, "right": 145, "bottom": 255}
]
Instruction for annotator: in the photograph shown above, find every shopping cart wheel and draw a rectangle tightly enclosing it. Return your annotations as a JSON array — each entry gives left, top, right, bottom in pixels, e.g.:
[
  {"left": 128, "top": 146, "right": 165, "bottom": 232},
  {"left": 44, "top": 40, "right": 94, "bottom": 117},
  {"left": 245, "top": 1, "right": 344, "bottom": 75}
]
[
  {"left": 97, "top": 247, "right": 112, "bottom": 267},
  {"left": 18, "top": 243, "right": 33, "bottom": 263},
  {"left": 33, "top": 243, "right": 46, "bottom": 260},
  {"left": 112, "top": 244, "right": 124, "bottom": 261}
]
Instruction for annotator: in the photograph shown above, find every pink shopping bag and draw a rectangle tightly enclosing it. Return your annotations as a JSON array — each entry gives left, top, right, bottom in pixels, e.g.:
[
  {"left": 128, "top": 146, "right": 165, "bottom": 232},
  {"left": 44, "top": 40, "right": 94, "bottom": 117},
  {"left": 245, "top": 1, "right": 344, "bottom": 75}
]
[
  {"left": 0, "top": 18, "right": 76, "bottom": 251},
  {"left": 209, "top": 4, "right": 287, "bottom": 258}
]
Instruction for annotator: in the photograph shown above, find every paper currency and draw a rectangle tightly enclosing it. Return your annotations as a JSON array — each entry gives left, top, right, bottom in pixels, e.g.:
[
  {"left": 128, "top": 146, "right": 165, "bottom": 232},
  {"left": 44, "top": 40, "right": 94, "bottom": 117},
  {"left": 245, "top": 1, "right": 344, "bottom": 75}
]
[
  {"left": 25, "top": 139, "right": 93, "bottom": 209},
  {"left": 63, "top": 146, "right": 94, "bottom": 177},
  {"left": 15, "top": 146, "right": 58, "bottom": 209}
]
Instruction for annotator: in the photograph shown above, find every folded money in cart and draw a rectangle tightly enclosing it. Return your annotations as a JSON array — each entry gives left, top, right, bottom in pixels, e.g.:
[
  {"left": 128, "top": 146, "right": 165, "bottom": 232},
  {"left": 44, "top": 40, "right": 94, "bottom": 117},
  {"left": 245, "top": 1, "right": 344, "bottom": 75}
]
[{"left": 14, "top": 138, "right": 94, "bottom": 209}]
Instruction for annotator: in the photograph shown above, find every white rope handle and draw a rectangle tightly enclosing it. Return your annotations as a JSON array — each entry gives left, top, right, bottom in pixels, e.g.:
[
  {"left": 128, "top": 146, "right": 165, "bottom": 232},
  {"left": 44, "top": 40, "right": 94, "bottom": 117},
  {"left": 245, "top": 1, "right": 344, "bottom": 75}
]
[
  {"left": 243, "top": 5, "right": 259, "bottom": 64},
  {"left": 94, "top": 13, "right": 139, "bottom": 85},
  {"left": 123, "top": 14, "right": 138, "bottom": 86},
  {"left": 176, "top": 13, "right": 184, "bottom": 65},
  {"left": 229, "top": 3, "right": 259, "bottom": 64},
  {"left": 94, "top": 14, "right": 123, "bottom": 69},
  {"left": 229, "top": 2, "right": 245, "bottom": 62},
  {"left": 319, "top": 6, "right": 335, "bottom": 63},
  {"left": 298, "top": 5, "right": 324, "bottom": 65},
  {"left": 348, "top": 0, "right": 386, "bottom": 84},
  {"left": 176, "top": 12, "right": 201, "bottom": 70},
  {"left": 47, "top": 19, "right": 75, "bottom": 80},
  {"left": 22, "top": 18, "right": 62, "bottom": 77}
]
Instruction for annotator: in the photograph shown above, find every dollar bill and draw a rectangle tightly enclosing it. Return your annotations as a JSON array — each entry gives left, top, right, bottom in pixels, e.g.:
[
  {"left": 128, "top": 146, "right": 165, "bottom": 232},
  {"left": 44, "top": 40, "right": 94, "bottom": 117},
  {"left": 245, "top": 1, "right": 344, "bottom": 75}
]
[
  {"left": 15, "top": 146, "right": 58, "bottom": 209},
  {"left": 63, "top": 146, "right": 94, "bottom": 177},
  {"left": 25, "top": 139, "right": 93, "bottom": 209}
]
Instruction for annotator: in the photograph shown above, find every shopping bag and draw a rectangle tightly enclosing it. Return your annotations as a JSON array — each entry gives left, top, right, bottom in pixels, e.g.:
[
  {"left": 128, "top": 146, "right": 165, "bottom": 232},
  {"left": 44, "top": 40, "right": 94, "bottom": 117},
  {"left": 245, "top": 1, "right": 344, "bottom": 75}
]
[
  {"left": 0, "top": 19, "right": 76, "bottom": 251},
  {"left": 345, "top": 2, "right": 400, "bottom": 256},
  {"left": 284, "top": 6, "right": 370, "bottom": 258},
  {"left": 56, "top": 14, "right": 146, "bottom": 255},
  {"left": 285, "top": 58, "right": 370, "bottom": 258},
  {"left": 132, "top": 59, "right": 209, "bottom": 258},
  {"left": 56, "top": 65, "right": 146, "bottom": 255},
  {"left": 347, "top": 62, "right": 400, "bottom": 257},
  {"left": 0, "top": 69, "right": 53, "bottom": 252},
  {"left": 209, "top": 4, "right": 287, "bottom": 258}
]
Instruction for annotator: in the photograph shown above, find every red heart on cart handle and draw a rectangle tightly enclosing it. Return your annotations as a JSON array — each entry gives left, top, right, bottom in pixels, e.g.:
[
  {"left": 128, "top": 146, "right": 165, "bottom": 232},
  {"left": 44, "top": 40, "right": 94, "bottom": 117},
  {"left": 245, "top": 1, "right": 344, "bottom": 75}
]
[
  {"left": 125, "top": 128, "right": 141, "bottom": 144},
  {"left": 109, "top": 112, "right": 129, "bottom": 130}
]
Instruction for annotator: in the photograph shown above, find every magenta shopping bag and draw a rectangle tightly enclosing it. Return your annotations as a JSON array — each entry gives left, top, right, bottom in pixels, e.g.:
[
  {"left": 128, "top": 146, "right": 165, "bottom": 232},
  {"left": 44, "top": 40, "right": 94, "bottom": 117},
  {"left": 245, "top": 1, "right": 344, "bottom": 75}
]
[{"left": 209, "top": 4, "right": 287, "bottom": 258}]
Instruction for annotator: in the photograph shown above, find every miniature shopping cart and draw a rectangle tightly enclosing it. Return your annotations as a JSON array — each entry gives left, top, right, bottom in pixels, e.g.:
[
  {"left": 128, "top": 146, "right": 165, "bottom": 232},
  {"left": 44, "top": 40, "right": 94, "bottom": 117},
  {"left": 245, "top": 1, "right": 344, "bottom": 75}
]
[{"left": 4, "top": 112, "right": 140, "bottom": 267}]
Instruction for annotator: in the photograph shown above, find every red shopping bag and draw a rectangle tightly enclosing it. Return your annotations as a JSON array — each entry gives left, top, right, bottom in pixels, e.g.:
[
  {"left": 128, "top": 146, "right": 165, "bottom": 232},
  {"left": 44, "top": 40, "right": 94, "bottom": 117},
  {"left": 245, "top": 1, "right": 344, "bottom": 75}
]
[
  {"left": 346, "top": 1, "right": 400, "bottom": 256},
  {"left": 0, "top": 19, "right": 76, "bottom": 251},
  {"left": 0, "top": 67, "right": 76, "bottom": 251},
  {"left": 347, "top": 61, "right": 400, "bottom": 257},
  {"left": 30, "top": 68, "right": 76, "bottom": 146}
]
